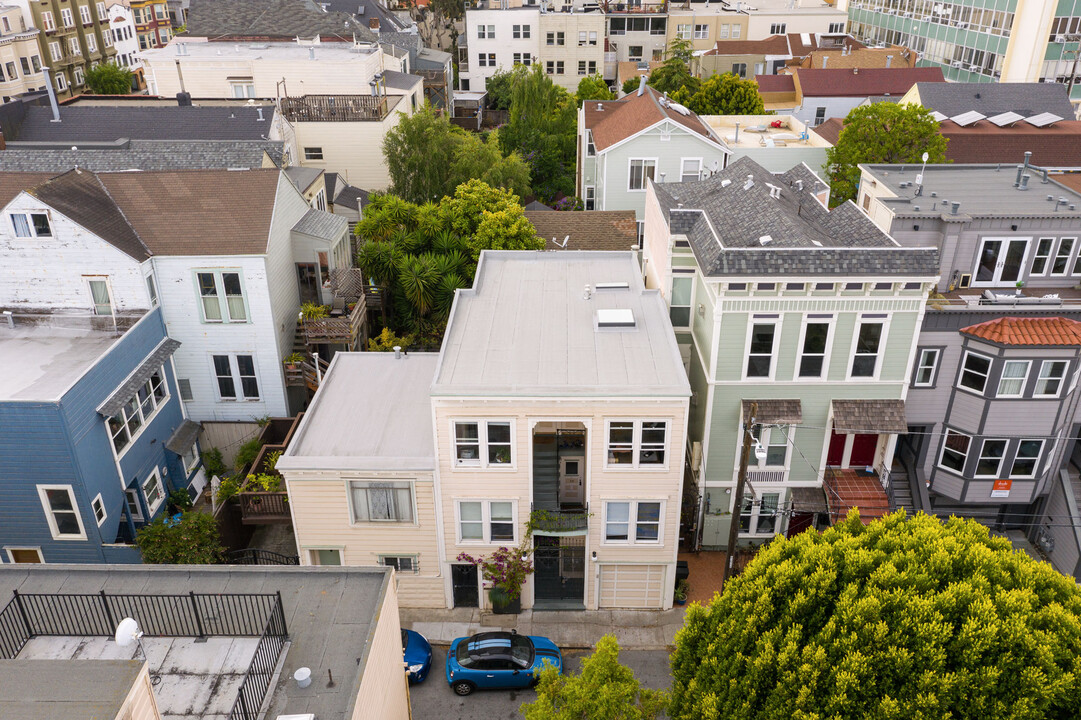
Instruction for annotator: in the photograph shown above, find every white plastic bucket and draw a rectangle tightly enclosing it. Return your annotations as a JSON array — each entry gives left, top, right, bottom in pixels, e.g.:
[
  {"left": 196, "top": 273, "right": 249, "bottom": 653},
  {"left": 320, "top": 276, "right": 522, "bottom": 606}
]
[{"left": 294, "top": 667, "right": 312, "bottom": 689}]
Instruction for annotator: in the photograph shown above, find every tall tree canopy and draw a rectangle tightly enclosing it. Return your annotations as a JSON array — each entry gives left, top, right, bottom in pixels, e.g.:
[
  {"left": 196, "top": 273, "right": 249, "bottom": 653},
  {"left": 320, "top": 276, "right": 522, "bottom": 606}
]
[
  {"left": 671, "top": 72, "right": 768, "bottom": 115},
  {"left": 522, "top": 635, "right": 667, "bottom": 720},
  {"left": 499, "top": 64, "right": 577, "bottom": 202},
  {"left": 355, "top": 182, "right": 542, "bottom": 341},
  {"left": 648, "top": 38, "right": 699, "bottom": 96},
  {"left": 669, "top": 511, "right": 1081, "bottom": 720},
  {"left": 383, "top": 103, "right": 531, "bottom": 204},
  {"left": 85, "top": 63, "right": 133, "bottom": 95},
  {"left": 825, "top": 102, "right": 947, "bottom": 207},
  {"left": 575, "top": 73, "right": 614, "bottom": 106},
  {"left": 484, "top": 67, "right": 522, "bottom": 112}
]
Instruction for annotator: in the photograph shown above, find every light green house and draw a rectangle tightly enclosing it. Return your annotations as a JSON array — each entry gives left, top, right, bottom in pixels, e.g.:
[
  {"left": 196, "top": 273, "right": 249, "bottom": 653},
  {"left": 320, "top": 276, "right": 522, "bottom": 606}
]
[{"left": 642, "top": 156, "right": 940, "bottom": 549}]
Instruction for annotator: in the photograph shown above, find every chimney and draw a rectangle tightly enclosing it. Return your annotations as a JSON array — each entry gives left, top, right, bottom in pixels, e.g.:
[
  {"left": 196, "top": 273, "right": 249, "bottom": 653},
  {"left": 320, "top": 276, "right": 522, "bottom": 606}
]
[
  {"left": 885, "top": 54, "right": 893, "bottom": 67},
  {"left": 369, "top": 17, "right": 379, "bottom": 32},
  {"left": 637, "top": 74, "right": 646, "bottom": 96}
]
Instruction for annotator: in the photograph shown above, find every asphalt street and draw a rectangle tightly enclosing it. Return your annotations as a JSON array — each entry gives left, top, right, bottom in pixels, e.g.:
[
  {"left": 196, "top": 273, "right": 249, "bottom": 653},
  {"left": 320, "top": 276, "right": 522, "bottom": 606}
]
[{"left": 409, "top": 645, "right": 673, "bottom": 719}]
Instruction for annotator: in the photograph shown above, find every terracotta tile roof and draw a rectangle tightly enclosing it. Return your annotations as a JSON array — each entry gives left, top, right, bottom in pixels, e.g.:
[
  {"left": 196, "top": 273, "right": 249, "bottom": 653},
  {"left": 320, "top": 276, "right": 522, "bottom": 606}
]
[
  {"left": 792, "top": 66, "right": 945, "bottom": 97},
  {"left": 754, "top": 74, "right": 795, "bottom": 93},
  {"left": 703, "top": 35, "right": 790, "bottom": 56},
  {"left": 526, "top": 210, "right": 638, "bottom": 252},
  {"left": 961, "top": 317, "right": 1081, "bottom": 346},
  {"left": 797, "top": 46, "right": 916, "bottom": 70},
  {"left": 582, "top": 86, "right": 716, "bottom": 151}
]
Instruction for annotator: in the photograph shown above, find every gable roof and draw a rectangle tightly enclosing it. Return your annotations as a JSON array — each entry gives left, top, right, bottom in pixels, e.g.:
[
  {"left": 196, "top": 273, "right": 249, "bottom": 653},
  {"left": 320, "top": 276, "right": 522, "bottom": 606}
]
[
  {"left": 292, "top": 207, "right": 347, "bottom": 240},
  {"left": 582, "top": 86, "right": 719, "bottom": 152},
  {"left": 703, "top": 35, "right": 790, "bottom": 56},
  {"left": 793, "top": 66, "right": 945, "bottom": 97},
  {"left": 28, "top": 170, "right": 149, "bottom": 261},
  {"left": 913, "top": 82, "right": 1076, "bottom": 119},
  {"left": 755, "top": 74, "right": 795, "bottom": 93},
  {"left": 961, "top": 317, "right": 1081, "bottom": 347},
  {"left": 525, "top": 210, "right": 638, "bottom": 252},
  {"left": 185, "top": 0, "right": 375, "bottom": 40}
]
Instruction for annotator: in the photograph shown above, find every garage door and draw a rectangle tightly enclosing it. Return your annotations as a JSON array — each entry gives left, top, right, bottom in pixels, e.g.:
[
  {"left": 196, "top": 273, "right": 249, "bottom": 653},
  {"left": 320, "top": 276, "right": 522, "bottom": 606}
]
[{"left": 598, "top": 564, "right": 666, "bottom": 608}]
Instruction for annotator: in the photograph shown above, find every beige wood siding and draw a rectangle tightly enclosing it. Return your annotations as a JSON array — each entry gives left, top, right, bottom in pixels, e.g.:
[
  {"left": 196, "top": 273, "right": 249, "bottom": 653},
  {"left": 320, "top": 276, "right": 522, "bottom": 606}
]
[
  {"left": 284, "top": 471, "right": 447, "bottom": 608},
  {"left": 117, "top": 664, "right": 163, "bottom": 720},
  {"left": 598, "top": 563, "right": 666, "bottom": 608},
  {"left": 350, "top": 577, "right": 410, "bottom": 720}
]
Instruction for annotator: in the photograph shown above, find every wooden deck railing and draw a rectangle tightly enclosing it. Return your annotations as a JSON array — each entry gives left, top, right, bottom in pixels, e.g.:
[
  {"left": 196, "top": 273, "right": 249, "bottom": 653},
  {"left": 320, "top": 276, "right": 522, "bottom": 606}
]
[
  {"left": 280, "top": 94, "right": 392, "bottom": 122},
  {"left": 301, "top": 295, "right": 366, "bottom": 347},
  {"left": 238, "top": 492, "right": 291, "bottom": 524}
]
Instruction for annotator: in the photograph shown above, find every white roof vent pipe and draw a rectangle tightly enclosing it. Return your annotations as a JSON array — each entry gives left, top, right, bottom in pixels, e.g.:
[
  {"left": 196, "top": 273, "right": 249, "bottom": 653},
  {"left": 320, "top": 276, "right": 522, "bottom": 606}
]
[
  {"left": 309, "top": 46, "right": 316, "bottom": 60},
  {"left": 743, "top": 175, "right": 754, "bottom": 190},
  {"left": 393, "top": 345, "right": 402, "bottom": 358},
  {"left": 583, "top": 284, "right": 592, "bottom": 300},
  {"left": 637, "top": 74, "right": 647, "bottom": 96}
]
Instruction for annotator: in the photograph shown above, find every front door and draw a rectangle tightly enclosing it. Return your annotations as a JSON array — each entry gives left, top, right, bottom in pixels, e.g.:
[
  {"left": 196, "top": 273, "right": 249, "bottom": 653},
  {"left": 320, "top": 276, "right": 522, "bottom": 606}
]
[
  {"left": 826, "top": 431, "right": 846, "bottom": 466},
  {"left": 451, "top": 564, "right": 479, "bottom": 607},
  {"left": 559, "top": 457, "right": 583, "bottom": 506},
  {"left": 297, "top": 263, "right": 321, "bottom": 305},
  {"left": 849, "top": 434, "right": 878, "bottom": 466},
  {"left": 534, "top": 536, "right": 585, "bottom": 603},
  {"left": 973, "top": 238, "right": 1029, "bottom": 286}
]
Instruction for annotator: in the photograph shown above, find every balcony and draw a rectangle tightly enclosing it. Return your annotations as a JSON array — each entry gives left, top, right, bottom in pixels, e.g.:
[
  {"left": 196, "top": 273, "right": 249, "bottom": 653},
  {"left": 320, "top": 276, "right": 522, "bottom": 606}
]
[
  {"left": 530, "top": 503, "right": 589, "bottom": 532},
  {"left": 238, "top": 492, "right": 291, "bottom": 524},
  {"left": 279, "top": 94, "right": 398, "bottom": 122},
  {"left": 301, "top": 294, "right": 366, "bottom": 347}
]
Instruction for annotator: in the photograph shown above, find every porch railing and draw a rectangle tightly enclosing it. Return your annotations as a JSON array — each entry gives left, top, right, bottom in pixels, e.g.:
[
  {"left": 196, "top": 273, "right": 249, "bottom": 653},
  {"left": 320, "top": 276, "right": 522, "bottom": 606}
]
[
  {"left": 529, "top": 503, "right": 589, "bottom": 532},
  {"left": 301, "top": 295, "right": 367, "bottom": 348},
  {"left": 238, "top": 492, "right": 291, "bottom": 524},
  {"left": 280, "top": 94, "right": 392, "bottom": 122}
]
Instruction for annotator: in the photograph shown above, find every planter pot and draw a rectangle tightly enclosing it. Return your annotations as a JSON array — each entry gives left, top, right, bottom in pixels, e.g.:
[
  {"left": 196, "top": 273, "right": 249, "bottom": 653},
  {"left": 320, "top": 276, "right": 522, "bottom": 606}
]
[
  {"left": 674, "top": 598, "right": 687, "bottom": 606},
  {"left": 491, "top": 597, "right": 522, "bottom": 615}
]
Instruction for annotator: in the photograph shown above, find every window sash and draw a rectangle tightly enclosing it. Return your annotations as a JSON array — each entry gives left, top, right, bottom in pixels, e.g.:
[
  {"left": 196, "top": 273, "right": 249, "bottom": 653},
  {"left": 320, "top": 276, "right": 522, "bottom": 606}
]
[
  {"left": 459, "top": 501, "right": 483, "bottom": 539},
  {"left": 43, "top": 487, "right": 83, "bottom": 536},
  {"left": 997, "top": 360, "right": 1030, "bottom": 397},
  {"left": 1011, "top": 439, "right": 1043, "bottom": 478},
  {"left": 1032, "top": 237, "right": 1053, "bottom": 275},
  {"left": 939, "top": 430, "right": 970, "bottom": 472},
  {"left": 798, "top": 322, "right": 830, "bottom": 378},
  {"left": 635, "top": 502, "right": 661, "bottom": 541},
  {"left": 198, "top": 272, "right": 222, "bottom": 321},
  {"left": 851, "top": 322, "right": 883, "bottom": 377},
  {"left": 351, "top": 482, "right": 414, "bottom": 522},
  {"left": 606, "top": 422, "right": 634, "bottom": 465},
  {"left": 142, "top": 472, "right": 164, "bottom": 514},
  {"left": 628, "top": 159, "right": 655, "bottom": 190},
  {"left": 960, "top": 352, "right": 991, "bottom": 393},
  {"left": 605, "top": 501, "right": 630, "bottom": 540},
  {"left": 1052, "top": 238, "right": 1075, "bottom": 276},
  {"left": 89, "top": 279, "right": 111, "bottom": 315},
  {"left": 639, "top": 422, "right": 666, "bottom": 465},
  {"left": 236, "top": 355, "right": 259, "bottom": 399},
  {"left": 486, "top": 421, "right": 511, "bottom": 465},
  {"left": 490, "top": 501, "right": 514, "bottom": 540},
  {"left": 454, "top": 422, "right": 481, "bottom": 464},
  {"left": 746, "top": 323, "right": 775, "bottom": 377},
  {"left": 213, "top": 355, "right": 236, "bottom": 399},
  {"left": 765, "top": 427, "right": 788, "bottom": 466},
  {"left": 975, "top": 439, "right": 1007, "bottom": 477},
  {"left": 914, "top": 349, "right": 939, "bottom": 386},
  {"left": 1035, "top": 361, "right": 1067, "bottom": 396},
  {"left": 10, "top": 213, "right": 30, "bottom": 237}
]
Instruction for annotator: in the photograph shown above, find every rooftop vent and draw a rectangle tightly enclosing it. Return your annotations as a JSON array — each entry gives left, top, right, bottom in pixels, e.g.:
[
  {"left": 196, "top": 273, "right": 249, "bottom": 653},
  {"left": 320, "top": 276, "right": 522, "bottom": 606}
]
[
  {"left": 721, "top": 179, "right": 732, "bottom": 187},
  {"left": 595, "top": 282, "right": 630, "bottom": 290},
  {"left": 743, "top": 175, "right": 754, "bottom": 190},
  {"left": 759, "top": 234, "right": 774, "bottom": 245},
  {"left": 596, "top": 308, "right": 636, "bottom": 329}
]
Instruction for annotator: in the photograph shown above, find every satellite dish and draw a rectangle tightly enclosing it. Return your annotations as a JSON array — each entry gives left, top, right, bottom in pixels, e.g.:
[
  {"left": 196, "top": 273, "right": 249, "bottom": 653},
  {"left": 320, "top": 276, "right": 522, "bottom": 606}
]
[{"left": 115, "top": 617, "right": 142, "bottom": 647}]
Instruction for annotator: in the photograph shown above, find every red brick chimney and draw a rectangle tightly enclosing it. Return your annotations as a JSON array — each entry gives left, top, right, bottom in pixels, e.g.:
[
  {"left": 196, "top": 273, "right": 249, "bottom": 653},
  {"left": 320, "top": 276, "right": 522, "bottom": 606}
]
[{"left": 369, "top": 18, "right": 379, "bottom": 32}]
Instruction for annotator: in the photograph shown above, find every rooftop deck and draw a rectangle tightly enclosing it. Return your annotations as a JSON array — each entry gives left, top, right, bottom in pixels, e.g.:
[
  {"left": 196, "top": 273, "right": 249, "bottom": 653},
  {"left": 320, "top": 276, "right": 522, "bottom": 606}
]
[
  {"left": 279, "top": 94, "right": 399, "bottom": 122},
  {"left": 931, "top": 285, "right": 1081, "bottom": 310},
  {"left": 702, "top": 114, "right": 829, "bottom": 149}
]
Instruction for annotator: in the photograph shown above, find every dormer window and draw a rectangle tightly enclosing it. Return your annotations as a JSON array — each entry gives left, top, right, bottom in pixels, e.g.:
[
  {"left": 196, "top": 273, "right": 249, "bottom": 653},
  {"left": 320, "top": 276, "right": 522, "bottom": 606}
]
[{"left": 11, "top": 212, "right": 51, "bottom": 237}]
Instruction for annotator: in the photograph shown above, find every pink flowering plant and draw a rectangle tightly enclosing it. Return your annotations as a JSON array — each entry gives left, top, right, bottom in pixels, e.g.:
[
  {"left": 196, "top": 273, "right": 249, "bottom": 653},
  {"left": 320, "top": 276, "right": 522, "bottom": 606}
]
[{"left": 457, "top": 542, "right": 534, "bottom": 602}]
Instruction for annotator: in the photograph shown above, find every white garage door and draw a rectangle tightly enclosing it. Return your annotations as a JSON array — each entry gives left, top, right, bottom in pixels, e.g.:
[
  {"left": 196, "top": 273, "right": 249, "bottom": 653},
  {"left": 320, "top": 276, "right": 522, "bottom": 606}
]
[{"left": 598, "top": 564, "right": 666, "bottom": 608}]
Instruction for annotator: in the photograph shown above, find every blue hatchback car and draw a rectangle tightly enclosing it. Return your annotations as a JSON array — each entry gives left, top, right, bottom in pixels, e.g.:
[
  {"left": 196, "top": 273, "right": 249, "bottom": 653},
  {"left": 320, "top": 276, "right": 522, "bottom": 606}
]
[
  {"left": 402, "top": 629, "right": 433, "bottom": 683},
  {"left": 445, "top": 631, "right": 562, "bottom": 696}
]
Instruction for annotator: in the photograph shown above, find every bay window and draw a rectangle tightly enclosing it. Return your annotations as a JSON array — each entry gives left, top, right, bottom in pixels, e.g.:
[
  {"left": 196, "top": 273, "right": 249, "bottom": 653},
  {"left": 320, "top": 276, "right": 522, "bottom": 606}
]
[
  {"left": 939, "top": 430, "right": 970, "bottom": 473},
  {"left": 959, "top": 351, "right": 992, "bottom": 394}
]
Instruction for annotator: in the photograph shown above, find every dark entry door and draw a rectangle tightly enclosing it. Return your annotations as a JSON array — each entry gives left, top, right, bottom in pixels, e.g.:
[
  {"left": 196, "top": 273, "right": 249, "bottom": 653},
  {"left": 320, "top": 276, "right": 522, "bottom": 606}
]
[
  {"left": 297, "top": 263, "right": 321, "bottom": 305},
  {"left": 534, "top": 536, "right": 585, "bottom": 602},
  {"left": 849, "top": 434, "right": 878, "bottom": 466},
  {"left": 451, "top": 564, "right": 478, "bottom": 607},
  {"left": 826, "top": 431, "right": 846, "bottom": 466},
  {"left": 787, "top": 512, "right": 813, "bottom": 538}
]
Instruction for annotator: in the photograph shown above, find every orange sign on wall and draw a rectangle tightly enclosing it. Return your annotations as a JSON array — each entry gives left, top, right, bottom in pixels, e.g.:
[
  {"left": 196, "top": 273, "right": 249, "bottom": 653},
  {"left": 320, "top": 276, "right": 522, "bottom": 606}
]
[{"left": 991, "top": 479, "right": 1012, "bottom": 498}]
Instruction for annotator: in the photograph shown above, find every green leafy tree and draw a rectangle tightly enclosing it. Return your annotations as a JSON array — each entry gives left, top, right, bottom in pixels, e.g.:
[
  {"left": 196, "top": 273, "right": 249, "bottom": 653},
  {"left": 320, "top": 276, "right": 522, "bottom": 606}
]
[
  {"left": 450, "top": 130, "right": 531, "bottom": 199},
  {"left": 669, "top": 510, "right": 1081, "bottom": 720},
  {"left": 84, "top": 63, "right": 133, "bottom": 95},
  {"left": 825, "top": 102, "right": 948, "bottom": 207},
  {"left": 622, "top": 75, "right": 645, "bottom": 95},
  {"left": 666, "top": 36, "right": 694, "bottom": 64},
  {"left": 135, "top": 511, "right": 225, "bottom": 564},
  {"left": 499, "top": 64, "right": 577, "bottom": 201},
  {"left": 575, "top": 73, "right": 614, "bottom": 106},
  {"left": 429, "top": 0, "right": 464, "bottom": 21},
  {"left": 383, "top": 103, "right": 467, "bottom": 203},
  {"left": 671, "top": 72, "right": 768, "bottom": 115},
  {"left": 647, "top": 49, "right": 700, "bottom": 96},
  {"left": 522, "top": 635, "right": 667, "bottom": 720},
  {"left": 484, "top": 67, "right": 523, "bottom": 112}
]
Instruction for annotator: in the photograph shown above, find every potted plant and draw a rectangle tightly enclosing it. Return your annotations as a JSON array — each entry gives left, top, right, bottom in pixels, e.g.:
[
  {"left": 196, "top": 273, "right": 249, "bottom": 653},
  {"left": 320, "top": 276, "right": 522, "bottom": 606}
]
[
  {"left": 457, "top": 543, "right": 533, "bottom": 615},
  {"left": 283, "top": 352, "right": 305, "bottom": 370},
  {"left": 674, "top": 579, "right": 689, "bottom": 606},
  {"left": 1015, "top": 280, "right": 1025, "bottom": 296},
  {"left": 300, "top": 302, "right": 329, "bottom": 320}
]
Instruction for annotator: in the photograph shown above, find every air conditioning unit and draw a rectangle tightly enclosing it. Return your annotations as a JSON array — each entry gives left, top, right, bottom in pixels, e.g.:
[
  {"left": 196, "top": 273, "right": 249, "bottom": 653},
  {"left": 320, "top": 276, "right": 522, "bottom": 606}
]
[{"left": 950, "top": 60, "right": 962, "bottom": 67}]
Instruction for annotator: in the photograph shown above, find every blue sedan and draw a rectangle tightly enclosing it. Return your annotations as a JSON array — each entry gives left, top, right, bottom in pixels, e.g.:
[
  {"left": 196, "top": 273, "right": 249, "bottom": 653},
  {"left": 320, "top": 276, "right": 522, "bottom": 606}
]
[
  {"left": 402, "top": 629, "right": 433, "bottom": 683},
  {"left": 445, "top": 631, "right": 562, "bottom": 696}
]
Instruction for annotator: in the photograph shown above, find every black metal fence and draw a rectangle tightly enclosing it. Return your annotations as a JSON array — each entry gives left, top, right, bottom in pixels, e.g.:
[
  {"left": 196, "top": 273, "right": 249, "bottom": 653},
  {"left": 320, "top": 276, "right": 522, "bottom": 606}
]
[
  {"left": 229, "top": 604, "right": 288, "bottom": 720},
  {"left": 226, "top": 548, "right": 301, "bottom": 566},
  {"left": 0, "top": 595, "right": 29, "bottom": 659}
]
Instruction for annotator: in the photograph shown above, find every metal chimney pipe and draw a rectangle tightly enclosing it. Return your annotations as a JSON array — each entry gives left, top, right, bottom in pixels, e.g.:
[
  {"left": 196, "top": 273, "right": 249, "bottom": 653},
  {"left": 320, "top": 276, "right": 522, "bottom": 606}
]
[
  {"left": 41, "top": 67, "right": 61, "bottom": 122},
  {"left": 393, "top": 345, "right": 401, "bottom": 358},
  {"left": 1014, "top": 164, "right": 1024, "bottom": 187},
  {"left": 1023, "top": 150, "right": 1032, "bottom": 173},
  {"left": 637, "top": 74, "right": 646, "bottom": 96},
  {"left": 1020, "top": 174, "right": 1030, "bottom": 190},
  {"left": 1042, "top": 168, "right": 1049, "bottom": 183}
]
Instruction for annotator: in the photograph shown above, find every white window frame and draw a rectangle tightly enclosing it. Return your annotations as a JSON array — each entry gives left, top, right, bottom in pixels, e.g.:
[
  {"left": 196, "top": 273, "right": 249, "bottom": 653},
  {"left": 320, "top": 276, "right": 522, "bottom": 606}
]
[
  {"left": 61, "top": 7, "right": 74, "bottom": 27},
  {"left": 124, "top": 489, "right": 144, "bottom": 522},
  {"left": 195, "top": 269, "right": 248, "bottom": 323},
  {"left": 79, "top": 5, "right": 92, "bottom": 24},
  {"left": 996, "top": 359, "right": 1030, "bottom": 397},
  {"left": 230, "top": 81, "right": 256, "bottom": 99},
  {"left": 676, "top": 23, "right": 691, "bottom": 40},
  {"left": 73, "top": 66, "right": 84, "bottom": 86},
  {"left": 669, "top": 273, "right": 694, "bottom": 328},
  {"left": 974, "top": 438, "right": 1008, "bottom": 478},
  {"left": 455, "top": 499, "right": 518, "bottom": 544},
  {"left": 913, "top": 348, "right": 940, "bottom": 387},
  {"left": 680, "top": 157, "right": 702, "bottom": 183},
  {"left": 4, "top": 547, "right": 44, "bottom": 563},
  {"left": 1051, "top": 237, "right": 1076, "bottom": 277},
  {"left": 938, "top": 429, "right": 971, "bottom": 475},
  {"left": 752, "top": 425, "right": 791, "bottom": 469},
  {"left": 693, "top": 23, "right": 709, "bottom": 39},
  {"left": 1035, "top": 360, "right": 1068, "bottom": 397},
  {"left": 769, "top": 22, "right": 787, "bottom": 34},
  {"left": 584, "top": 185, "right": 596, "bottom": 210},
  {"left": 379, "top": 555, "right": 419, "bottom": 574},
  {"left": 10, "top": 211, "right": 52, "bottom": 237},
  {"left": 847, "top": 315, "right": 889, "bottom": 380},
  {"left": 347, "top": 480, "right": 417, "bottom": 524},
  {"left": 585, "top": 130, "right": 595, "bottom": 157},
  {"left": 108, "top": 365, "right": 169, "bottom": 457},
  {"left": 958, "top": 350, "right": 992, "bottom": 395},
  {"left": 451, "top": 419, "right": 515, "bottom": 469},
  {"left": 1010, "top": 439, "right": 1044, "bottom": 479},
  {"left": 602, "top": 500, "right": 664, "bottom": 545},
  {"left": 49, "top": 41, "right": 62, "bottom": 62},
  {"left": 86, "top": 34, "right": 97, "bottom": 53},
  {"left": 627, "top": 158, "right": 657, "bottom": 191},
  {"left": 37, "top": 485, "right": 87, "bottom": 540},
  {"left": 604, "top": 419, "right": 670, "bottom": 470},
  {"left": 145, "top": 273, "right": 158, "bottom": 307},
  {"left": 210, "top": 353, "right": 260, "bottom": 402},
  {"left": 42, "top": 11, "right": 55, "bottom": 31},
  {"left": 1031, "top": 237, "right": 1054, "bottom": 276},
  {"left": 141, "top": 469, "right": 165, "bottom": 516},
  {"left": 96, "top": 1, "right": 106, "bottom": 19},
  {"left": 738, "top": 491, "right": 782, "bottom": 536},
  {"left": 744, "top": 316, "right": 780, "bottom": 380},
  {"left": 91, "top": 493, "right": 107, "bottom": 526},
  {"left": 795, "top": 315, "right": 833, "bottom": 380},
  {"left": 69, "top": 37, "right": 82, "bottom": 56}
]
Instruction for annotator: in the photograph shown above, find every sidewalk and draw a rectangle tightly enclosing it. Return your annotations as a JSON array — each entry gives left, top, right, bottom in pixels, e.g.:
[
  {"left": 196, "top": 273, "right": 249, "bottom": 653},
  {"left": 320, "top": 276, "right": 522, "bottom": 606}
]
[{"left": 400, "top": 606, "right": 687, "bottom": 650}]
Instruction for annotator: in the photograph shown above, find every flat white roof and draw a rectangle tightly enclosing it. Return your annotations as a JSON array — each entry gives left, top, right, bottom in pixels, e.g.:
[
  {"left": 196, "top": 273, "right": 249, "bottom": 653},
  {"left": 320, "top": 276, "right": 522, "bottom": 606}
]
[
  {"left": 0, "top": 325, "right": 119, "bottom": 402},
  {"left": 142, "top": 40, "right": 383, "bottom": 63},
  {"left": 433, "top": 251, "right": 690, "bottom": 397},
  {"left": 278, "top": 352, "right": 438, "bottom": 471}
]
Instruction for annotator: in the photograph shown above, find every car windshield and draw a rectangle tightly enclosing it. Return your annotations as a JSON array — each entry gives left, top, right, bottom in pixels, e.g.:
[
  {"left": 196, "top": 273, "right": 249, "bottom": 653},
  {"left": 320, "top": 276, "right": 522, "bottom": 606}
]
[{"left": 457, "top": 633, "right": 534, "bottom": 669}]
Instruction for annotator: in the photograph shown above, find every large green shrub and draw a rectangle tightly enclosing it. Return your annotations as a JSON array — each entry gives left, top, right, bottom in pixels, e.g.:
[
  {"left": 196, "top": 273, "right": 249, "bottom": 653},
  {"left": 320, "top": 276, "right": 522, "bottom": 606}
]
[
  {"left": 669, "top": 510, "right": 1081, "bottom": 720},
  {"left": 134, "top": 511, "right": 225, "bottom": 564}
]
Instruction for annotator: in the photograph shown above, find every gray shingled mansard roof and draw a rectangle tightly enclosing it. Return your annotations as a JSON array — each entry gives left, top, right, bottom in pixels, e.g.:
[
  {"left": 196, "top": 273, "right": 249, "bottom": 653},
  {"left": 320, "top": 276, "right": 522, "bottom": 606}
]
[
  {"left": 912, "top": 82, "right": 1076, "bottom": 120},
  {"left": 653, "top": 156, "right": 940, "bottom": 277},
  {"left": 185, "top": 0, "right": 376, "bottom": 41},
  {"left": 0, "top": 140, "right": 279, "bottom": 172}
]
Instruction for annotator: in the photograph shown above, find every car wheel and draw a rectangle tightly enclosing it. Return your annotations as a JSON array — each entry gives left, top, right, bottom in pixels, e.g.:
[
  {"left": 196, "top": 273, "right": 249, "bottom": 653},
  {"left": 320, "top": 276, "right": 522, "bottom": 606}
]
[{"left": 452, "top": 681, "right": 475, "bottom": 696}]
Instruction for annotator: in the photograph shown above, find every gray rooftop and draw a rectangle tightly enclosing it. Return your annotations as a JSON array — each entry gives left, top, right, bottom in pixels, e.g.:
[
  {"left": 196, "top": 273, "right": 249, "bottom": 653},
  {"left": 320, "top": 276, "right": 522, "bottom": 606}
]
[
  {"left": 433, "top": 251, "right": 690, "bottom": 397},
  {"left": 291, "top": 207, "right": 348, "bottom": 241},
  {"left": 861, "top": 163, "right": 1081, "bottom": 219},
  {"left": 0, "top": 659, "right": 144, "bottom": 720},
  {"left": 0, "top": 140, "right": 279, "bottom": 172},
  {"left": 185, "top": 0, "right": 376, "bottom": 41},
  {"left": 0, "top": 564, "right": 391, "bottom": 720},
  {"left": 913, "top": 82, "right": 1076, "bottom": 120},
  {"left": 284, "top": 165, "right": 324, "bottom": 193},
  {"left": 655, "top": 156, "right": 939, "bottom": 277},
  {"left": 382, "top": 69, "right": 422, "bottom": 91},
  {"left": 0, "top": 325, "right": 123, "bottom": 402},
  {"left": 7, "top": 105, "right": 274, "bottom": 142},
  {"left": 279, "top": 352, "right": 438, "bottom": 471}
]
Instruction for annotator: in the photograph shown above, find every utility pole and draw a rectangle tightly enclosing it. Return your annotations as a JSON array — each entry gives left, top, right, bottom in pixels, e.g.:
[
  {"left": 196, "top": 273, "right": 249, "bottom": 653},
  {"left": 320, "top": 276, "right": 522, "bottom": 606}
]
[{"left": 723, "top": 401, "right": 757, "bottom": 587}]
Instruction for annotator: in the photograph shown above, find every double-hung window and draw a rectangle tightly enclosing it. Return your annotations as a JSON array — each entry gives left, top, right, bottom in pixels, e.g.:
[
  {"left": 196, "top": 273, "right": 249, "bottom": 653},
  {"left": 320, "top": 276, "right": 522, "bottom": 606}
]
[
  {"left": 604, "top": 500, "right": 662, "bottom": 543},
  {"left": 108, "top": 367, "right": 168, "bottom": 454},
  {"left": 850, "top": 317, "right": 885, "bottom": 378},
  {"left": 142, "top": 469, "right": 164, "bottom": 515},
  {"left": 1035, "top": 360, "right": 1068, "bottom": 397},
  {"left": 975, "top": 439, "right": 1007, "bottom": 477},
  {"left": 349, "top": 481, "right": 414, "bottom": 523},
  {"left": 939, "top": 430, "right": 970, "bottom": 473},
  {"left": 753, "top": 426, "right": 789, "bottom": 467},
  {"left": 693, "top": 24, "right": 708, "bottom": 39},
  {"left": 457, "top": 500, "right": 515, "bottom": 542},
  {"left": 1052, "top": 237, "right": 1076, "bottom": 276},
  {"left": 546, "top": 31, "right": 565, "bottom": 45},
  {"left": 478, "top": 53, "right": 496, "bottom": 67},
  {"left": 739, "top": 493, "right": 780, "bottom": 534},
  {"left": 512, "top": 24, "right": 530, "bottom": 39},
  {"left": 1031, "top": 238, "right": 1054, "bottom": 275},
  {"left": 959, "top": 351, "right": 992, "bottom": 394},
  {"left": 477, "top": 24, "right": 494, "bottom": 38},
  {"left": 212, "top": 354, "right": 259, "bottom": 401},
  {"left": 676, "top": 23, "right": 692, "bottom": 40},
  {"left": 605, "top": 420, "right": 668, "bottom": 468},
  {"left": 453, "top": 420, "right": 513, "bottom": 467},
  {"left": 997, "top": 360, "right": 1030, "bottom": 397},
  {"left": 38, "top": 485, "right": 86, "bottom": 539},
  {"left": 380, "top": 556, "right": 418, "bottom": 573},
  {"left": 669, "top": 274, "right": 693, "bottom": 327},
  {"left": 913, "top": 348, "right": 940, "bottom": 386},
  {"left": 230, "top": 80, "right": 255, "bottom": 98},
  {"left": 746, "top": 319, "right": 777, "bottom": 378},
  {"left": 798, "top": 318, "right": 831, "bottom": 378},
  {"left": 196, "top": 270, "right": 247, "bottom": 322},
  {"left": 512, "top": 52, "right": 531, "bottom": 65},
  {"left": 88, "top": 278, "right": 112, "bottom": 316},
  {"left": 91, "top": 493, "right": 107, "bottom": 526},
  {"left": 1011, "top": 440, "right": 1043, "bottom": 478},
  {"left": 680, "top": 158, "right": 702, "bottom": 182},
  {"left": 628, "top": 158, "right": 655, "bottom": 190}
]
